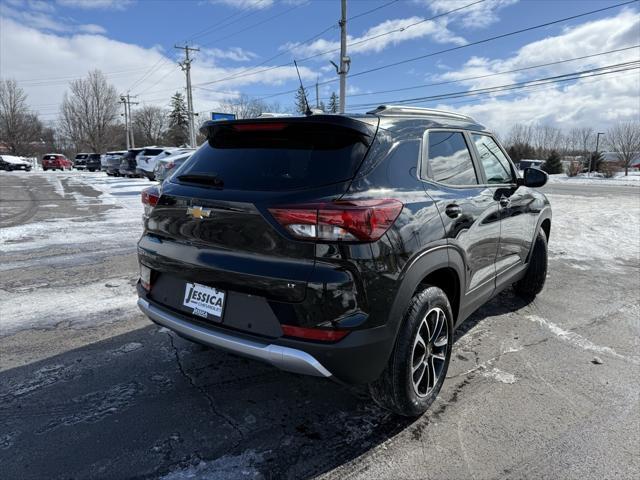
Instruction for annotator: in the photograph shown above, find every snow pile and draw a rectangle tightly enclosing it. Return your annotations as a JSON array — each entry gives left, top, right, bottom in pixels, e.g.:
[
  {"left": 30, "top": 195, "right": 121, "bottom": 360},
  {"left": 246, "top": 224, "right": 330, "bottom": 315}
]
[
  {"left": 548, "top": 171, "right": 640, "bottom": 186},
  {"left": 546, "top": 193, "right": 640, "bottom": 265}
]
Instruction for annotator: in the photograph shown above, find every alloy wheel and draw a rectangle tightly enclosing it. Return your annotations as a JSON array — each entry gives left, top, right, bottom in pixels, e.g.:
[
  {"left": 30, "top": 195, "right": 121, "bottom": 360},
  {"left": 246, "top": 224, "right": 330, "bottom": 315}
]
[{"left": 410, "top": 307, "right": 449, "bottom": 397}]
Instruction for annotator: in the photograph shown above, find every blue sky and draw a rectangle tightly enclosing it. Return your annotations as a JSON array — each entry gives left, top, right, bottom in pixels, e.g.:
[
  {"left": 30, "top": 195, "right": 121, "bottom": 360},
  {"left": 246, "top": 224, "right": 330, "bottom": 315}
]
[{"left": 1, "top": 0, "right": 639, "bottom": 134}]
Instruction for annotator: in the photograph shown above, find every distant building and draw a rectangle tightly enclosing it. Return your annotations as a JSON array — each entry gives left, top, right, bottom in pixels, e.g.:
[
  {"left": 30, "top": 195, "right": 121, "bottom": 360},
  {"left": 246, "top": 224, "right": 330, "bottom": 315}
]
[{"left": 519, "top": 159, "right": 544, "bottom": 169}]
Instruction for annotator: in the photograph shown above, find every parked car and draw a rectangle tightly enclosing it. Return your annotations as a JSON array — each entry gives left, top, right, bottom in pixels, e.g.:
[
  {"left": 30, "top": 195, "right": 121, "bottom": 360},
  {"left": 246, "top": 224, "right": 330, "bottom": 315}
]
[
  {"left": 42, "top": 153, "right": 72, "bottom": 171},
  {"left": 119, "top": 148, "right": 144, "bottom": 177},
  {"left": 153, "top": 150, "right": 195, "bottom": 182},
  {"left": 73, "top": 153, "right": 89, "bottom": 170},
  {"left": 136, "top": 106, "right": 551, "bottom": 417},
  {"left": 85, "top": 153, "right": 101, "bottom": 171},
  {"left": 104, "top": 151, "right": 127, "bottom": 176},
  {"left": 135, "top": 147, "right": 173, "bottom": 180},
  {"left": 0, "top": 155, "right": 32, "bottom": 171}
]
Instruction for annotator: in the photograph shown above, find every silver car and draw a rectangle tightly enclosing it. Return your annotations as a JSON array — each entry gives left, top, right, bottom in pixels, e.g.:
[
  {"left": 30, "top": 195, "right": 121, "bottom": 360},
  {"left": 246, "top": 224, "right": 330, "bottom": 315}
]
[{"left": 154, "top": 150, "right": 194, "bottom": 182}]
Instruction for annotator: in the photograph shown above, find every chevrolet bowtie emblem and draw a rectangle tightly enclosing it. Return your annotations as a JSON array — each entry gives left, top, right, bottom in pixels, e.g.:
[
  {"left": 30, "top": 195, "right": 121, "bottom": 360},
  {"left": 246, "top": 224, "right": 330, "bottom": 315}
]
[{"left": 187, "top": 206, "right": 211, "bottom": 219}]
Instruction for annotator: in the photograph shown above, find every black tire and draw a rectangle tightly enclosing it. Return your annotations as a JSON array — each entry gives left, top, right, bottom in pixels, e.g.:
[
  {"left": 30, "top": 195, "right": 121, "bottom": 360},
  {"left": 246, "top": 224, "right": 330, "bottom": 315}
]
[
  {"left": 514, "top": 229, "right": 548, "bottom": 299},
  {"left": 369, "top": 286, "right": 454, "bottom": 417}
]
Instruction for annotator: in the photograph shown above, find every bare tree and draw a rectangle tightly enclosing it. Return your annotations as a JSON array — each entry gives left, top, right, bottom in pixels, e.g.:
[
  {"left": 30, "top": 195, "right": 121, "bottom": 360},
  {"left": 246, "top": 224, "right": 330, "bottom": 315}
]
[
  {"left": 0, "top": 79, "right": 43, "bottom": 155},
  {"left": 606, "top": 122, "right": 640, "bottom": 176},
  {"left": 132, "top": 105, "right": 167, "bottom": 146},
  {"left": 506, "top": 123, "right": 534, "bottom": 147},
  {"left": 218, "top": 94, "right": 271, "bottom": 119},
  {"left": 59, "top": 70, "right": 120, "bottom": 152}
]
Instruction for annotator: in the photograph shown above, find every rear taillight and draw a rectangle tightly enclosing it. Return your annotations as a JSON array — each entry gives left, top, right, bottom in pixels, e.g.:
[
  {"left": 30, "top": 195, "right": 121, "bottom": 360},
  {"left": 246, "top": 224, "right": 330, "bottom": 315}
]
[
  {"left": 141, "top": 186, "right": 160, "bottom": 218},
  {"left": 281, "top": 325, "right": 350, "bottom": 342},
  {"left": 268, "top": 199, "right": 403, "bottom": 242}
]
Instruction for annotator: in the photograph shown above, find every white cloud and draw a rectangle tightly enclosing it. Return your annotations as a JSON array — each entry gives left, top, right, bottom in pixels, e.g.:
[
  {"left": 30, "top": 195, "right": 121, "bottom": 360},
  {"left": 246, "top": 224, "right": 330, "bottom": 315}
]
[
  {"left": 77, "top": 23, "right": 107, "bottom": 34},
  {"left": 282, "top": 16, "right": 466, "bottom": 60},
  {"left": 430, "top": 9, "right": 640, "bottom": 135},
  {"left": 56, "top": 0, "right": 133, "bottom": 10},
  {"left": 206, "top": 0, "right": 273, "bottom": 10},
  {"left": 425, "top": 0, "right": 518, "bottom": 29},
  {"left": 1, "top": 1, "right": 107, "bottom": 34},
  {"left": 436, "top": 9, "right": 640, "bottom": 90},
  {"left": 0, "top": 17, "right": 319, "bottom": 121},
  {"left": 202, "top": 47, "right": 257, "bottom": 62}
]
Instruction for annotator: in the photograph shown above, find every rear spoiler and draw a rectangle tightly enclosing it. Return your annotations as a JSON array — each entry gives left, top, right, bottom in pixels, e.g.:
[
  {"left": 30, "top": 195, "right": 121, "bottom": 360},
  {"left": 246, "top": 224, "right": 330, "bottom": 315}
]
[{"left": 199, "top": 115, "right": 378, "bottom": 140}]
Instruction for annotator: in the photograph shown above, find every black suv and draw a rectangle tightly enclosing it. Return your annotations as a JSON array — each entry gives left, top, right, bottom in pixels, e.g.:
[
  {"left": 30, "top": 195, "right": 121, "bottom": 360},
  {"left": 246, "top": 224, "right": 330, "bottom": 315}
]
[{"left": 137, "top": 106, "right": 551, "bottom": 416}]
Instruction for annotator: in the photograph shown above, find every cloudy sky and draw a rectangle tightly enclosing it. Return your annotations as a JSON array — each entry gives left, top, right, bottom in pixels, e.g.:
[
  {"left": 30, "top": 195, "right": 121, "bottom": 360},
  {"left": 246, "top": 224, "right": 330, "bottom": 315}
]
[{"left": 1, "top": 0, "right": 638, "bottom": 135}]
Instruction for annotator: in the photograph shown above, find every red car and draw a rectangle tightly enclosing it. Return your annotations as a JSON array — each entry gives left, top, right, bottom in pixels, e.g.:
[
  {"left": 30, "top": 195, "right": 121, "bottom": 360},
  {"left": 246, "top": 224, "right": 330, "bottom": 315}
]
[{"left": 42, "top": 154, "right": 72, "bottom": 171}]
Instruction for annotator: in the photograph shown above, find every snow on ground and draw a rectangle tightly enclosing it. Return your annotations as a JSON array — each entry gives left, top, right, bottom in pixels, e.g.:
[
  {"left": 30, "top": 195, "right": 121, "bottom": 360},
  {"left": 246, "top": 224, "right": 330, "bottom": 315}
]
[
  {"left": 0, "top": 171, "right": 152, "bottom": 253},
  {"left": 0, "top": 278, "right": 138, "bottom": 336},
  {"left": 1, "top": 171, "right": 152, "bottom": 336},
  {"left": 548, "top": 171, "right": 640, "bottom": 186},
  {"left": 546, "top": 192, "right": 640, "bottom": 266}
]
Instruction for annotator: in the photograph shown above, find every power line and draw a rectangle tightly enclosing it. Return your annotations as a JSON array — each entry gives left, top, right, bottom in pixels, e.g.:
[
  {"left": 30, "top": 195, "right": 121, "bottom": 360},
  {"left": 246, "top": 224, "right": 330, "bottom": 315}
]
[
  {"left": 187, "top": 0, "right": 268, "bottom": 42},
  {"left": 319, "top": 45, "right": 640, "bottom": 102},
  {"left": 348, "top": 61, "right": 640, "bottom": 109},
  {"left": 251, "top": 0, "right": 639, "bottom": 102},
  {"left": 194, "top": 0, "right": 485, "bottom": 89},
  {"left": 348, "top": 0, "right": 638, "bottom": 80},
  {"left": 297, "top": 0, "right": 488, "bottom": 63},
  {"left": 198, "top": 2, "right": 305, "bottom": 48}
]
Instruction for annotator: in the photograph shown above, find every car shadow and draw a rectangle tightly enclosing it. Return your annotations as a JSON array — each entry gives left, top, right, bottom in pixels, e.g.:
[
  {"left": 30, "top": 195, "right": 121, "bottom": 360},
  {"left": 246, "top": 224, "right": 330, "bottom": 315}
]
[{"left": 0, "top": 288, "right": 530, "bottom": 479}]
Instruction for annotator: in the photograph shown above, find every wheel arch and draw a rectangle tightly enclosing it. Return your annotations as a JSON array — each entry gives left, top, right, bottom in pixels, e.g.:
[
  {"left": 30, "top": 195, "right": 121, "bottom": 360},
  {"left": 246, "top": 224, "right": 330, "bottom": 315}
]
[{"left": 388, "top": 245, "right": 465, "bottom": 338}]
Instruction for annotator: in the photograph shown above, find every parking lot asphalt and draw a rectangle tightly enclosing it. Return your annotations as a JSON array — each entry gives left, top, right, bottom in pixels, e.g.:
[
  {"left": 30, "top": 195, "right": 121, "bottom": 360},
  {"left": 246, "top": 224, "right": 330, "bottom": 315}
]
[{"left": 1, "top": 172, "right": 639, "bottom": 480}]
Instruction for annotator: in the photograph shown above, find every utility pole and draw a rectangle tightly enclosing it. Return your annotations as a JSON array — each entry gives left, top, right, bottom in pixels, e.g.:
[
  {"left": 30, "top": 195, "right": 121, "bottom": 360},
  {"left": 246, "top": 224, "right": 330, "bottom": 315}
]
[
  {"left": 338, "top": 0, "right": 350, "bottom": 113},
  {"left": 591, "top": 132, "right": 605, "bottom": 176},
  {"left": 119, "top": 96, "right": 129, "bottom": 150},
  {"left": 175, "top": 44, "right": 200, "bottom": 147},
  {"left": 119, "top": 93, "right": 138, "bottom": 149},
  {"left": 315, "top": 78, "right": 320, "bottom": 109}
]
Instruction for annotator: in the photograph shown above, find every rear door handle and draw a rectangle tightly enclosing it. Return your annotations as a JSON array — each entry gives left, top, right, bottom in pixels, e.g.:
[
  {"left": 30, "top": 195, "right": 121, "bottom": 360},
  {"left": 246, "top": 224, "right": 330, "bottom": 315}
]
[
  {"left": 445, "top": 204, "right": 462, "bottom": 218},
  {"left": 499, "top": 195, "right": 511, "bottom": 208}
]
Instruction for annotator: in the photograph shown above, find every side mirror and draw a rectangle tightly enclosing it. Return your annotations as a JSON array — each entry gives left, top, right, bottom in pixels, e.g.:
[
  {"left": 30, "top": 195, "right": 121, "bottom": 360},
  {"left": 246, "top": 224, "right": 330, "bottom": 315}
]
[{"left": 518, "top": 167, "right": 548, "bottom": 188}]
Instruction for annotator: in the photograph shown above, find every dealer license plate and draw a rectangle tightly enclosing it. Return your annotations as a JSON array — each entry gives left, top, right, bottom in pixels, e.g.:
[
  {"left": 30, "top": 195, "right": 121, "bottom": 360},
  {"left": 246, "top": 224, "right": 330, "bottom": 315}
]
[{"left": 183, "top": 282, "right": 225, "bottom": 321}]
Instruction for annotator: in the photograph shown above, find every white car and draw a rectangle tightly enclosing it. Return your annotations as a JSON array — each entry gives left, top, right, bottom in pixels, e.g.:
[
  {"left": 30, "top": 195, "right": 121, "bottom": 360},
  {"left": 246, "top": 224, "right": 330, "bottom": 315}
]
[
  {"left": 135, "top": 147, "right": 178, "bottom": 180},
  {"left": 153, "top": 150, "right": 195, "bottom": 182},
  {"left": 0, "top": 155, "right": 32, "bottom": 171}
]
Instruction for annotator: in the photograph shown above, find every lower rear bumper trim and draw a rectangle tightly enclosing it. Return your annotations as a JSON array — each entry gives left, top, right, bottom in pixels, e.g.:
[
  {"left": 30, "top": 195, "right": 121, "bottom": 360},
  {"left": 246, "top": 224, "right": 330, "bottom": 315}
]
[{"left": 137, "top": 298, "right": 332, "bottom": 378}]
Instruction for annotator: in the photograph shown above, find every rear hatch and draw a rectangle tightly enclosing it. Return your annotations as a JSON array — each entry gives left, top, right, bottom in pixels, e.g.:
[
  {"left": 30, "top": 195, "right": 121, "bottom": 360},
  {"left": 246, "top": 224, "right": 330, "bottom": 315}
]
[{"left": 140, "top": 116, "right": 377, "bottom": 306}]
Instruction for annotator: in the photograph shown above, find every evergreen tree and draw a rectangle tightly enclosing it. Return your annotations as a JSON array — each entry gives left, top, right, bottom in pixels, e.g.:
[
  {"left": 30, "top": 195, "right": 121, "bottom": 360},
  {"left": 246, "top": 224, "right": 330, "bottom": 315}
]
[
  {"left": 542, "top": 150, "right": 563, "bottom": 174},
  {"left": 585, "top": 151, "right": 604, "bottom": 172},
  {"left": 318, "top": 100, "right": 326, "bottom": 112},
  {"left": 166, "top": 92, "right": 189, "bottom": 146},
  {"left": 294, "top": 86, "right": 309, "bottom": 115},
  {"left": 328, "top": 92, "right": 339, "bottom": 113}
]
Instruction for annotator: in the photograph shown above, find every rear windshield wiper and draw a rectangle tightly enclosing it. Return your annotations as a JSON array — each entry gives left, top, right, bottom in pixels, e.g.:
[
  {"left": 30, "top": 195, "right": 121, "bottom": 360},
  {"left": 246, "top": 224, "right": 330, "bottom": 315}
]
[{"left": 177, "top": 173, "right": 224, "bottom": 188}]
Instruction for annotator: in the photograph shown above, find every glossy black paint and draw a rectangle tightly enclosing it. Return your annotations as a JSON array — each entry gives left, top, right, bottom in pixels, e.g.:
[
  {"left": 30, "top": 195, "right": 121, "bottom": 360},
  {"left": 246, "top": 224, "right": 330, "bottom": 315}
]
[{"left": 137, "top": 113, "right": 551, "bottom": 384}]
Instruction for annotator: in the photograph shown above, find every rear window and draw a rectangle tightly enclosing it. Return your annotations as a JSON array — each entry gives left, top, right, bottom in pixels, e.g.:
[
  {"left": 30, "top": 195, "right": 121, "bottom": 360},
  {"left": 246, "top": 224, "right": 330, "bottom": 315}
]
[
  {"left": 141, "top": 148, "right": 164, "bottom": 156},
  {"left": 75, "top": 154, "right": 88, "bottom": 160},
  {"left": 44, "top": 155, "right": 59, "bottom": 160},
  {"left": 177, "top": 122, "right": 370, "bottom": 190},
  {"left": 88, "top": 154, "right": 101, "bottom": 160}
]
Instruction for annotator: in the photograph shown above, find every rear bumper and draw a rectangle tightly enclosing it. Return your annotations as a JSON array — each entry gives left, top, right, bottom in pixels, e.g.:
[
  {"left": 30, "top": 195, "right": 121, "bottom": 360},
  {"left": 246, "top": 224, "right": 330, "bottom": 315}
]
[{"left": 138, "top": 297, "right": 332, "bottom": 378}]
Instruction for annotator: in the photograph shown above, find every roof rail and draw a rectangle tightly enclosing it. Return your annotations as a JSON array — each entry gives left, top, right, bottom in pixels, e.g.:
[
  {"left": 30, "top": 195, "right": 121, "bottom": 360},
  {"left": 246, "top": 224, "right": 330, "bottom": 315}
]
[{"left": 366, "top": 105, "right": 475, "bottom": 121}]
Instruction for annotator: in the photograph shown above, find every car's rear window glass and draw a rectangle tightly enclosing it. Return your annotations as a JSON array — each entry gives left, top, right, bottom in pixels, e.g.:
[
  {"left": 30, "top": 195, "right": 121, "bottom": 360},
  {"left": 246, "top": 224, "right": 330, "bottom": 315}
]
[
  {"left": 142, "top": 149, "right": 164, "bottom": 156},
  {"left": 424, "top": 131, "right": 478, "bottom": 185},
  {"left": 44, "top": 155, "right": 58, "bottom": 160},
  {"left": 75, "top": 154, "right": 88, "bottom": 159},
  {"left": 177, "top": 122, "right": 370, "bottom": 190},
  {"left": 88, "top": 154, "right": 101, "bottom": 160}
]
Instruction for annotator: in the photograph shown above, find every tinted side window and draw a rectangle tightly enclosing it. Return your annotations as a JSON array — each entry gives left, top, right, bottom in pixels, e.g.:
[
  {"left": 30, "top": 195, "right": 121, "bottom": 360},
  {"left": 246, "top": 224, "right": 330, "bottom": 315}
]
[
  {"left": 470, "top": 134, "right": 514, "bottom": 184},
  {"left": 383, "top": 140, "right": 421, "bottom": 189},
  {"left": 424, "top": 131, "right": 477, "bottom": 185}
]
